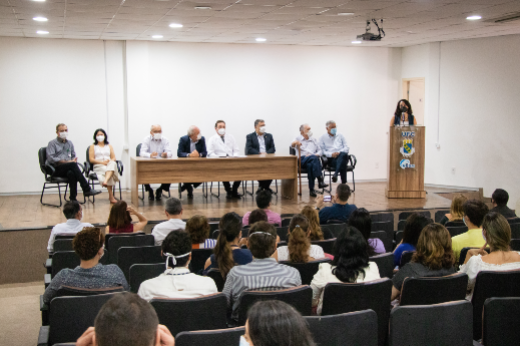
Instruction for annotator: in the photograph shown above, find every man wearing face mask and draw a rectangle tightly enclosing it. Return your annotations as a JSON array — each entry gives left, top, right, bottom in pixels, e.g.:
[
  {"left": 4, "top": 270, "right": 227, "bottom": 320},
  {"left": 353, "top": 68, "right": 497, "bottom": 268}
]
[
  {"left": 140, "top": 124, "right": 173, "bottom": 201},
  {"left": 291, "top": 124, "right": 328, "bottom": 197},
  {"left": 207, "top": 120, "right": 242, "bottom": 199},
  {"left": 245, "top": 119, "right": 276, "bottom": 193},
  {"left": 391, "top": 99, "right": 417, "bottom": 126},
  {"left": 319, "top": 120, "right": 349, "bottom": 184},
  {"left": 177, "top": 125, "right": 207, "bottom": 198},
  {"left": 46, "top": 123, "right": 101, "bottom": 202}
]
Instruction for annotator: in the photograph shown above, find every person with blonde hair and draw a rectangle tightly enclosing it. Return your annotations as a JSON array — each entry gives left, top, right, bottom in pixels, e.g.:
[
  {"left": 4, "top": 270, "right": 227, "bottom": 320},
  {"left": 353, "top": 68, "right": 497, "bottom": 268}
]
[
  {"left": 185, "top": 215, "right": 216, "bottom": 249},
  {"left": 301, "top": 206, "right": 324, "bottom": 241},
  {"left": 439, "top": 194, "right": 467, "bottom": 226},
  {"left": 391, "top": 223, "right": 456, "bottom": 300},
  {"left": 277, "top": 214, "right": 325, "bottom": 262},
  {"left": 460, "top": 212, "right": 520, "bottom": 299}
]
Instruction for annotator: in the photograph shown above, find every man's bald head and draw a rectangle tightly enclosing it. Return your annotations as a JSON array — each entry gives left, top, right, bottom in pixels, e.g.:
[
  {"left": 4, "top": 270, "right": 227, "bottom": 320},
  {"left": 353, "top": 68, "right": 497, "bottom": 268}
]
[{"left": 150, "top": 125, "right": 162, "bottom": 136}]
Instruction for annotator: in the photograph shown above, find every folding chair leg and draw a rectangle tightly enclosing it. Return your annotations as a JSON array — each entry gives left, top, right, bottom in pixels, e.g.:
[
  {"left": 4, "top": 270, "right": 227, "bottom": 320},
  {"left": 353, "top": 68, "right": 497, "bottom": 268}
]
[
  {"left": 273, "top": 179, "right": 278, "bottom": 195},
  {"left": 202, "top": 182, "right": 209, "bottom": 199},
  {"left": 351, "top": 171, "right": 355, "bottom": 192},
  {"left": 211, "top": 182, "right": 220, "bottom": 198},
  {"left": 244, "top": 181, "right": 254, "bottom": 196},
  {"left": 178, "top": 183, "right": 182, "bottom": 199},
  {"left": 138, "top": 184, "right": 145, "bottom": 202},
  {"left": 118, "top": 182, "right": 122, "bottom": 200},
  {"left": 40, "top": 182, "right": 63, "bottom": 208}
]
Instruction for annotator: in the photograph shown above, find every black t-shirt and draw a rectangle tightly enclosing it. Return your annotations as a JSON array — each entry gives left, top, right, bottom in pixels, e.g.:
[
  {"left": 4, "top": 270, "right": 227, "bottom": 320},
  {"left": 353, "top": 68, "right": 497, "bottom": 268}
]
[
  {"left": 392, "top": 262, "right": 456, "bottom": 290},
  {"left": 491, "top": 206, "right": 517, "bottom": 219}
]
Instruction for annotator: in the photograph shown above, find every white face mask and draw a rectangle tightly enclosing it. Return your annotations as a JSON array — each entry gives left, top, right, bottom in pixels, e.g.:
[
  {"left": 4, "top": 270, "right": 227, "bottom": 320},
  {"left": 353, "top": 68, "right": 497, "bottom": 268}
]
[
  {"left": 239, "top": 336, "right": 250, "bottom": 346},
  {"left": 96, "top": 135, "right": 105, "bottom": 143},
  {"left": 153, "top": 133, "right": 162, "bottom": 140},
  {"left": 196, "top": 134, "right": 202, "bottom": 141},
  {"left": 218, "top": 128, "right": 226, "bottom": 136},
  {"left": 259, "top": 126, "right": 266, "bottom": 134},
  {"left": 306, "top": 130, "right": 313, "bottom": 138},
  {"left": 59, "top": 131, "right": 68, "bottom": 139}
]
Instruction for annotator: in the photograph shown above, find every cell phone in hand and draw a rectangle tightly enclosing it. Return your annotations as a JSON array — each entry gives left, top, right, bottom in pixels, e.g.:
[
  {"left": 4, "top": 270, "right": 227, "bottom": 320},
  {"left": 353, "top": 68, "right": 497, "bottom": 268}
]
[{"left": 323, "top": 195, "right": 332, "bottom": 202}]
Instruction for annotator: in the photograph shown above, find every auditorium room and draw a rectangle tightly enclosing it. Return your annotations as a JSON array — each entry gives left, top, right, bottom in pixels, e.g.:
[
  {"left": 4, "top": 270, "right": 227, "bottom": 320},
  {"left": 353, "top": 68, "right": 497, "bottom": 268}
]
[{"left": 1, "top": 0, "right": 520, "bottom": 345}]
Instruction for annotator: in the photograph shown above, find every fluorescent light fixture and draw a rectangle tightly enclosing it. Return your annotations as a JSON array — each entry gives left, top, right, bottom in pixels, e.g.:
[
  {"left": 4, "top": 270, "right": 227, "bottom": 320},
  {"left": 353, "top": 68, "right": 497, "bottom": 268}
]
[
  {"left": 33, "top": 0, "right": 45, "bottom": 2},
  {"left": 337, "top": 13, "right": 354, "bottom": 16},
  {"left": 152, "top": 35, "right": 163, "bottom": 39},
  {"left": 169, "top": 23, "right": 183, "bottom": 28},
  {"left": 466, "top": 15, "right": 482, "bottom": 20},
  {"left": 195, "top": 6, "right": 212, "bottom": 10},
  {"left": 37, "top": 30, "right": 49, "bottom": 34},
  {"left": 33, "top": 17, "right": 48, "bottom": 22},
  {"left": 256, "top": 38, "right": 266, "bottom": 42},
  {"left": 352, "top": 40, "right": 362, "bottom": 44}
]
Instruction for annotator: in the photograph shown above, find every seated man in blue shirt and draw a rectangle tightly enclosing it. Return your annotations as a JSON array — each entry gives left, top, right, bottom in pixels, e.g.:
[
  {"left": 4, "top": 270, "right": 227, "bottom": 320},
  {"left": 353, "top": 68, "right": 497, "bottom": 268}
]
[
  {"left": 319, "top": 120, "right": 349, "bottom": 184},
  {"left": 316, "top": 184, "right": 357, "bottom": 224}
]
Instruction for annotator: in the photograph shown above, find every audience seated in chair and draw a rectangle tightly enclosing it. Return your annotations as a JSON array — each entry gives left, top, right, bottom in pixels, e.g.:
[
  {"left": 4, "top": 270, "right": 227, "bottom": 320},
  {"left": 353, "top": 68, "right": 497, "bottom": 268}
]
[
  {"left": 137, "top": 230, "right": 217, "bottom": 302},
  {"left": 490, "top": 188, "right": 517, "bottom": 219},
  {"left": 393, "top": 213, "right": 432, "bottom": 267},
  {"left": 47, "top": 200, "right": 93, "bottom": 253},
  {"left": 43, "top": 227, "right": 128, "bottom": 304},
  {"left": 459, "top": 212, "right": 520, "bottom": 300},
  {"left": 204, "top": 212, "right": 253, "bottom": 276},
  {"left": 186, "top": 215, "right": 217, "bottom": 249},
  {"left": 152, "top": 197, "right": 186, "bottom": 246},
  {"left": 247, "top": 209, "right": 268, "bottom": 227},
  {"left": 105, "top": 201, "right": 148, "bottom": 234},
  {"left": 76, "top": 293, "right": 175, "bottom": 346},
  {"left": 88, "top": 128, "right": 120, "bottom": 204},
  {"left": 315, "top": 184, "right": 357, "bottom": 225},
  {"left": 276, "top": 214, "right": 325, "bottom": 262},
  {"left": 242, "top": 300, "right": 316, "bottom": 346},
  {"left": 391, "top": 223, "right": 456, "bottom": 300},
  {"left": 439, "top": 194, "right": 467, "bottom": 226},
  {"left": 301, "top": 206, "right": 325, "bottom": 241},
  {"left": 242, "top": 190, "right": 281, "bottom": 226},
  {"left": 222, "top": 221, "right": 301, "bottom": 321},
  {"left": 310, "top": 227, "right": 380, "bottom": 315},
  {"left": 451, "top": 199, "right": 489, "bottom": 261},
  {"left": 348, "top": 208, "right": 385, "bottom": 255}
]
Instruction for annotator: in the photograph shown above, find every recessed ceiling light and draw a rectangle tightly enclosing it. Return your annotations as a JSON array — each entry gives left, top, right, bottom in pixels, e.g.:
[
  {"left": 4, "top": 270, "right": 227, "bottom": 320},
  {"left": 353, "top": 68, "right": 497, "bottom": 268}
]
[
  {"left": 152, "top": 35, "right": 163, "bottom": 39},
  {"left": 194, "top": 6, "right": 212, "bottom": 10},
  {"left": 352, "top": 40, "right": 362, "bottom": 44},
  {"left": 37, "top": 30, "right": 49, "bottom": 34},
  {"left": 466, "top": 15, "right": 482, "bottom": 20},
  {"left": 33, "top": 0, "right": 45, "bottom": 2},
  {"left": 256, "top": 38, "right": 266, "bottom": 42},
  {"left": 33, "top": 17, "right": 48, "bottom": 22},
  {"left": 169, "top": 23, "right": 183, "bottom": 28},
  {"left": 338, "top": 13, "right": 354, "bottom": 16}
]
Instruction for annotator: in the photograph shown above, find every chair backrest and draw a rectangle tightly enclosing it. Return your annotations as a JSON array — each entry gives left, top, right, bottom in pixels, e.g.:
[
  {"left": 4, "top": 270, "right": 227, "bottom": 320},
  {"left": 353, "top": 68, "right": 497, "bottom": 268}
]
[
  {"left": 56, "top": 285, "right": 124, "bottom": 297},
  {"left": 398, "top": 210, "right": 431, "bottom": 220},
  {"left": 371, "top": 220, "right": 394, "bottom": 241},
  {"left": 282, "top": 218, "right": 291, "bottom": 227},
  {"left": 107, "top": 234, "right": 155, "bottom": 264},
  {"left": 276, "top": 226, "right": 289, "bottom": 241},
  {"left": 389, "top": 300, "right": 473, "bottom": 346},
  {"left": 51, "top": 251, "right": 80, "bottom": 277},
  {"left": 38, "top": 147, "right": 50, "bottom": 175},
  {"left": 311, "top": 239, "right": 335, "bottom": 254},
  {"left": 305, "top": 310, "right": 378, "bottom": 346},
  {"left": 400, "top": 273, "right": 468, "bottom": 306},
  {"left": 189, "top": 248, "right": 214, "bottom": 274},
  {"left": 211, "top": 229, "right": 220, "bottom": 239},
  {"left": 84, "top": 147, "right": 92, "bottom": 174},
  {"left": 458, "top": 247, "right": 476, "bottom": 266},
  {"left": 150, "top": 293, "right": 228, "bottom": 336},
  {"left": 397, "top": 219, "right": 406, "bottom": 231},
  {"left": 369, "top": 253, "right": 394, "bottom": 279},
  {"left": 175, "top": 327, "right": 245, "bottom": 346},
  {"left": 321, "top": 278, "right": 392, "bottom": 346},
  {"left": 370, "top": 212, "right": 394, "bottom": 224},
  {"left": 105, "top": 231, "right": 147, "bottom": 245},
  {"left": 289, "top": 146, "right": 296, "bottom": 156},
  {"left": 55, "top": 234, "right": 75, "bottom": 241},
  {"left": 399, "top": 250, "right": 415, "bottom": 267},
  {"left": 509, "top": 222, "right": 520, "bottom": 238},
  {"left": 471, "top": 269, "right": 520, "bottom": 340},
  {"left": 510, "top": 239, "right": 520, "bottom": 251},
  {"left": 394, "top": 231, "right": 403, "bottom": 247},
  {"left": 49, "top": 293, "right": 121, "bottom": 345},
  {"left": 280, "top": 259, "right": 331, "bottom": 285},
  {"left": 129, "top": 263, "right": 165, "bottom": 293},
  {"left": 53, "top": 239, "right": 73, "bottom": 252},
  {"left": 117, "top": 246, "right": 163, "bottom": 280},
  {"left": 136, "top": 143, "right": 142, "bottom": 157},
  {"left": 209, "top": 222, "right": 219, "bottom": 232},
  {"left": 321, "top": 223, "right": 345, "bottom": 238},
  {"left": 435, "top": 209, "right": 450, "bottom": 223},
  {"left": 483, "top": 297, "right": 520, "bottom": 346},
  {"left": 206, "top": 269, "right": 225, "bottom": 292},
  {"left": 370, "top": 231, "right": 389, "bottom": 252},
  {"left": 447, "top": 225, "right": 468, "bottom": 237},
  {"left": 237, "top": 285, "right": 313, "bottom": 325}
]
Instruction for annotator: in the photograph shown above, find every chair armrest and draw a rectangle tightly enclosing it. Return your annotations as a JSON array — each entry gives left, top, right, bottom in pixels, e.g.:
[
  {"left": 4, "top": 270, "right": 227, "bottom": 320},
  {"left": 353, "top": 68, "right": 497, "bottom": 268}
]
[
  {"left": 116, "top": 160, "right": 124, "bottom": 175},
  {"left": 84, "top": 161, "right": 91, "bottom": 177},
  {"left": 76, "top": 162, "right": 85, "bottom": 174},
  {"left": 37, "top": 325, "right": 50, "bottom": 346},
  {"left": 348, "top": 154, "right": 357, "bottom": 168},
  {"left": 44, "top": 163, "right": 56, "bottom": 178},
  {"left": 40, "top": 295, "right": 48, "bottom": 312},
  {"left": 45, "top": 259, "right": 52, "bottom": 274},
  {"left": 44, "top": 274, "right": 51, "bottom": 288},
  {"left": 321, "top": 155, "right": 330, "bottom": 166}
]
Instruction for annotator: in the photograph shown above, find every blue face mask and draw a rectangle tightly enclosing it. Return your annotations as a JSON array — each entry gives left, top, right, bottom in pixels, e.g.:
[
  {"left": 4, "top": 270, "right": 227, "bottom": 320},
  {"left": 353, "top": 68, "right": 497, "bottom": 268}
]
[
  {"left": 463, "top": 216, "right": 467, "bottom": 227},
  {"left": 239, "top": 336, "right": 250, "bottom": 346},
  {"left": 330, "top": 128, "right": 337, "bottom": 135}
]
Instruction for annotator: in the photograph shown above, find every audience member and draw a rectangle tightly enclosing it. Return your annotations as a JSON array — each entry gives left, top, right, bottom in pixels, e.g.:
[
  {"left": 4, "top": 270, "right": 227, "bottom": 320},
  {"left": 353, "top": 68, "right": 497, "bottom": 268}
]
[
  {"left": 439, "top": 194, "right": 467, "bottom": 226},
  {"left": 393, "top": 213, "right": 432, "bottom": 267},
  {"left": 47, "top": 200, "right": 93, "bottom": 252},
  {"left": 152, "top": 197, "right": 186, "bottom": 246},
  {"left": 106, "top": 201, "right": 148, "bottom": 234},
  {"left": 247, "top": 209, "right": 268, "bottom": 226},
  {"left": 223, "top": 221, "right": 301, "bottom": 321},
  {"left": 186, "top": 215, "right": 216, "bottom": 249},
  {"left": 204, "top": 212, "right": 252, "bottom": 275},
  {"left": 301, "top": 206, "right": 325, "bottom": 241},
  {"left": 76, "top": 293, "right": 174, "bottom": 346},
  {"left": 451, "top": 199, "right": 489, "bottom": 260},
  {"left": 138, "top": 230, "right": 217, "bottom": 301},
  {"left": 242, "top": 190, "right": 281, "bottom": 226},
  {"left": 491, "top": 188, "right": 516, "bottom": 219},
  {"left": 316, "top": 184, "right": 357, "bottom": 224},
  {"left": 88, "top": 128, "right": 120, "bottom": 204},
  {"left": 348, "top": 208, "right": 385, "bottom": 255},
  {"left": 391, "top": 224, "right": 456, "bottom": 300},
  {"left": 277, "top": 214, "right": 325, "bottom": 262},
  {"left": 460, "top": 212, "right": 520, "bottom": 300},
  {"left": 310, "top": 227, "right": 380, "bottom": 315},
  {"left": 242, "top": 300, "right": 316, "bottom": 346},
  {"left": 43, "top": 227, "right": 128, "bottom": 304}
]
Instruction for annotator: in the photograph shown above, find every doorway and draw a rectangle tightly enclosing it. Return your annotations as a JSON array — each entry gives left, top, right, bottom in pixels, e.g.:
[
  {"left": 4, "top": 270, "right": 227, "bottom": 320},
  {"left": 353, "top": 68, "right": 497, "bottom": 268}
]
[{"left": 402, "top": 78, "right": 425, "bottom": 125}]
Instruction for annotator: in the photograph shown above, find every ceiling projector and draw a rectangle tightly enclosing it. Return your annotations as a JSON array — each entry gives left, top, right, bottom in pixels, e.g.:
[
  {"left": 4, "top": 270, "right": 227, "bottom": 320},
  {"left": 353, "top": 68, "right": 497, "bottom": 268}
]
[{"left": 357, "top": 19, "right": 386, "bottom": 41}]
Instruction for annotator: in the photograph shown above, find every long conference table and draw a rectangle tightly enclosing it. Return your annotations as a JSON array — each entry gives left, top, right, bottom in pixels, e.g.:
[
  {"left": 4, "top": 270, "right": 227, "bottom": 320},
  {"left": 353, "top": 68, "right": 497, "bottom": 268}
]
[{"left": 130, "top": 154, "right": 298, "bottom": 206}]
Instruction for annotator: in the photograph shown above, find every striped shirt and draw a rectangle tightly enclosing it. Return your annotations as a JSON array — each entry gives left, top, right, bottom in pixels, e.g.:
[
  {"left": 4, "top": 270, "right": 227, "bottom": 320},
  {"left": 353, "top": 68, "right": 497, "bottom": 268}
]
[
  {"left": 222, "top": 258, "right": 302, "bottom": 320},
  {"left": 192, "top": 238, "right": 217, "bottom": 249}
]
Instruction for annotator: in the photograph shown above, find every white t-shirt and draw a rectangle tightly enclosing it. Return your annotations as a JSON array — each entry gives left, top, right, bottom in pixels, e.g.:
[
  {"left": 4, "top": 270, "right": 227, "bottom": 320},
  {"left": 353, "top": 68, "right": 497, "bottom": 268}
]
[
  {"left": 48, "top": 219, "right": 94, "bottom": 252},
  {"left": 137, "top": 267, "right": 218, "bottom": 302},
  {"left": 277, "top": 245, "right": 325, "bottom": 262},
  {"left": 151, "top": 219, "right": 186, "bottom": 246}
]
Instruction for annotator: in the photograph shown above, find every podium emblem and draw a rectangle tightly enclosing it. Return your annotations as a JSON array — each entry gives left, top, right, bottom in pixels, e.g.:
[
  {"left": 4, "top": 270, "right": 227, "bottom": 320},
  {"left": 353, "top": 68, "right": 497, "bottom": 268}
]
[
  {"left": 400, "top": 159, "right": 415, "bottom": 169},
  {"left": 400, "top": 139, "right": 415, "bottom": 157}
]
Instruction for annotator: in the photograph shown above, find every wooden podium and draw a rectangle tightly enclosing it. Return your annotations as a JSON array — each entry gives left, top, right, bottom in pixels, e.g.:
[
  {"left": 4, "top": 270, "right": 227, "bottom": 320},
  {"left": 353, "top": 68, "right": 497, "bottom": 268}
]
[{"left": 386, "top": 126, "right": 426, "bottom": 199}]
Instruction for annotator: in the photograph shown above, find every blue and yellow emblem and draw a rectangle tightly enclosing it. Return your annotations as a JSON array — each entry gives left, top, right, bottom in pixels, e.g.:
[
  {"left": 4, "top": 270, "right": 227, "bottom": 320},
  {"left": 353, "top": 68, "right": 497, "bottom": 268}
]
[{"left": 400, "top": 139, "right": 415, "bottom": 157}]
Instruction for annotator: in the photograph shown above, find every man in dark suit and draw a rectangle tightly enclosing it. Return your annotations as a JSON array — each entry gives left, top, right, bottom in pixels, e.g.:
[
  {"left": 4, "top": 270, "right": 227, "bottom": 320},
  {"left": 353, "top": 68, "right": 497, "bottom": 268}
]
[
  {"left": 177, "top": 125, "right": 207, "bottom": 198},
  {"left": 245, "top": 119, "right": 276, "bottom": 193}
]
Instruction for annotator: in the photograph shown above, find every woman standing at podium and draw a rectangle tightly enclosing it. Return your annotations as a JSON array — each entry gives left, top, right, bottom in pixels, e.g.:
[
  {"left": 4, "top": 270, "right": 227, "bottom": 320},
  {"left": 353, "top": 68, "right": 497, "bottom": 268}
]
[{"left": 390, "top": 99, "right": 417, "bottom": 126}]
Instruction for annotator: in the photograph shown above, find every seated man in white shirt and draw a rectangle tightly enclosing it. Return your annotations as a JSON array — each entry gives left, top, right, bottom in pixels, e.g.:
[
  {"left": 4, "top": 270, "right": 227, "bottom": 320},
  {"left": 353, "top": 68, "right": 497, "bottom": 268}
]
[
  {"left": 319, "top": 120, "right": 350, "bottom": 184},
  {"left": 138, "top": 230, "right": 218, "bottom": 301},
  {"left": 47, "top": 200, "right": 93, "bottom": 252},
  {"left": 291, "top": 124, "right": 328, "bottom": 197},
  {"left": 139, "top": 125, "right": 173, "bottom": 201},
  {"left": 151, "top": 197, "right": 186, "bottom": 246},
  {"left": 207, "top": 120, "right": 242, "bottom": 199}
]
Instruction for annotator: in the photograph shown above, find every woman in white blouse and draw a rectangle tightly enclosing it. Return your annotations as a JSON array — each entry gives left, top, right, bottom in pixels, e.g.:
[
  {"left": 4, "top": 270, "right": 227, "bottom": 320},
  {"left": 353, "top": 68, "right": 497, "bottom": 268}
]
[
  {"left": 276, "top": 214, "right": 325, "bottom": 262},
  {"left": 310, "top": 227, "right": 380, "bottom": 315},
  {"left": 89, "top": 129, "right": 119, "bottom": 204},
  {"left": 460, "top": 212, "right": 520, "bottom": 300}
]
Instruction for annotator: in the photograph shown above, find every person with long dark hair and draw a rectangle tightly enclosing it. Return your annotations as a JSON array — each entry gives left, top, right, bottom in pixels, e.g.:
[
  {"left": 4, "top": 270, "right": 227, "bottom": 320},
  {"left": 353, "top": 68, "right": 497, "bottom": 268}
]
[
  {"left": 310, "top": 227, "right": 380, "bottom": 314},
  {"left": 393, "top": 213, "right": 432, "bottom": 267},
  {"left": 106, "top": 200, "right": 148, "bottom": 234},
  {"left": 348, "top": 208, "right": 385, "bottom": 255},
  {"left": 390, "top": 99, "right": 417, "bottom": 126},
  {"left": 88, "top": 128, "right": 120, "bottom": 203},
  {"left": 277, "top": 214, "right": 325, "bottom": 262},
  {"left": 241, "top": 300, "right": 316, "bottom": 346}
]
